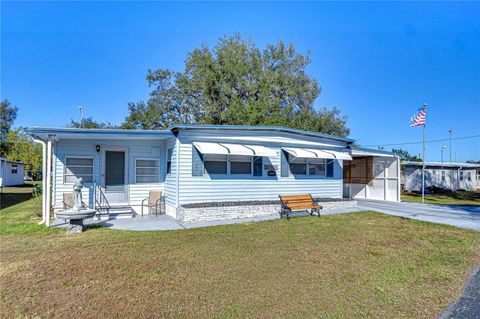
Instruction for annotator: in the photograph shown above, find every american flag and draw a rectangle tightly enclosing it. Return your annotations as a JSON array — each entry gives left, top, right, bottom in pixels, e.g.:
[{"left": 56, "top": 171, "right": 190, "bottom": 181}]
[{"left": 410, "top": 105, "right": 427, "bottom": 127}]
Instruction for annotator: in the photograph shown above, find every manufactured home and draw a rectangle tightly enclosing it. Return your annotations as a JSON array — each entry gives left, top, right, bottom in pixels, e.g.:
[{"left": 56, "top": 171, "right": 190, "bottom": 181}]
[
  {"left": 402, "top": 161, "right": 480, "bottom": 192},
  {"left": 0, "top": 157, "right": 25, "bottom": 187},
  {"left": 29, "top": 125, "right": 400, "bottom": 225}
]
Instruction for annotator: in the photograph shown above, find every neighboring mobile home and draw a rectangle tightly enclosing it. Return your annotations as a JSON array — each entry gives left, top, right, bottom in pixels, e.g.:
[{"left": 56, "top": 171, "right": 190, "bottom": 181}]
[
  {"left": 402, "top": 161, "right": 480, "bottom": 192},
  {"left": 0, "top": 157, "right": 25, "bottom": 187},
  {"left": 29, "top": 125, "right": 400, "bottom": 225}
]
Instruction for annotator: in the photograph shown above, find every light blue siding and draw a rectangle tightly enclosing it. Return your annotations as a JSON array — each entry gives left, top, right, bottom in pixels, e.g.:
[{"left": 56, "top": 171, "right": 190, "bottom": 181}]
[
  {"left": 176, "top": 130, "right": 346, "bottom": 205},
  {"left": 51, "top": 128, "right": 350, "bottom": 214},
  {"left": 53, "top": 138, "right": 167, "bottom": 208}
]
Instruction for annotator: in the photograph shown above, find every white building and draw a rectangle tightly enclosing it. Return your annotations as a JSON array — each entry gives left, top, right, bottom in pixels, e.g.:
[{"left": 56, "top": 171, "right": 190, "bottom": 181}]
[
  {"left": 29, "top": 125, "right": 401, "bottom": 226},
  {"left": 0, "top": 157, "right": 26, "bottom": 187},
  {"left": 402, "top": 161, "right": 480, "bottom": 192}
]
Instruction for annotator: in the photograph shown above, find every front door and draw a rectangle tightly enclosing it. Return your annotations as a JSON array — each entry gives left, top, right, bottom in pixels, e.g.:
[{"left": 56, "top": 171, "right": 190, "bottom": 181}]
[{"left": 104, "top": 150, "right": 127, "bottom": 204}]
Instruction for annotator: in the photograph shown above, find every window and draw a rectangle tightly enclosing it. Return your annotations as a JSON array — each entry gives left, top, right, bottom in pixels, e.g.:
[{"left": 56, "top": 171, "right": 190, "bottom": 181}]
[
  {"left": 204, "top": 154, "right": 227, "bottom": 174},
  {"left": 65, "top": 157, "right": 93, "bottom": 183},
  {"left": 289, "top": 155, "right": 326, "bottom": 176},
  {"left": 441, "top": 170, "right": 446, "bottom": 181},
  {"left": 202, "top": 155, "right": 258, "bottom": 175},
  {"left": 477, "top": 170, "right": 480, "bottom": 181},
  {"left": 135, "top": 159, "right": 159, "bottom": 183},
  {"left": 459, "top": 171, "right": 464, "bottom": 181},
  {"left": 11, "top": 164, "right": 18, "bottom": 174},
  {"left": 289, "top": 157, "right": 307, "bottom": 175},
  {"left": 309, "top": 158, "right": 327, "bottom": 176},
  {"left": 467, "top": 172, "right": 471, "bottom": 181},
  {"left": 166, "top": 148, "right": 173, "bottom": 174},
  {"left": 230, "top": 155, "right": 252, "bottom": 174}
]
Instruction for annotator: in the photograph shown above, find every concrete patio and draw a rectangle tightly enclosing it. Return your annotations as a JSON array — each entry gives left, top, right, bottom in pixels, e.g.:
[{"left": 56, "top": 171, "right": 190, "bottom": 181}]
[{"left": 52, "top": 206, "right": 362, "bottom": 231}]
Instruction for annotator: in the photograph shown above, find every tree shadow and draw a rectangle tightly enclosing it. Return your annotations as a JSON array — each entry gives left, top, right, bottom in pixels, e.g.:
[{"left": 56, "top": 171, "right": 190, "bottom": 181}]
[
  {"left": 0, "top": 184, "right": 35, "bottom": 209},
  {"left": 0, "top": 192, "right": 33, "bottom": 209}
]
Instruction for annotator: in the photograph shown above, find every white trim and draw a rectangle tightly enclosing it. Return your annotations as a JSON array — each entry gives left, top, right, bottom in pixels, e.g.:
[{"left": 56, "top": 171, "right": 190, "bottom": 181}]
[{"left": 352, "top": 150, "right": 395, "bottom": 157}]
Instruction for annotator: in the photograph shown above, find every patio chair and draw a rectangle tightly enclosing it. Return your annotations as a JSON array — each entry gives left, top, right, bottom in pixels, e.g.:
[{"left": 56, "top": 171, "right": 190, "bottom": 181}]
[{"left": 141, "top": 191, "right": 162, "bottom": 217}]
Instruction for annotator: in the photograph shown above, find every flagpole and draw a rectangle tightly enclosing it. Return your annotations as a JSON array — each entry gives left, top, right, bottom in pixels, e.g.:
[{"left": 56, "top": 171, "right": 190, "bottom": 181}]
[{"left": 421, "top": 102, "right": 427, "bottom": 204}]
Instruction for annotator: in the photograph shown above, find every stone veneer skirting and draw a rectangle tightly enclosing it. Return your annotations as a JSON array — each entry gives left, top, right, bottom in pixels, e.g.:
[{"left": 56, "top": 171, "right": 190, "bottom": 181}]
[{"left": 177, "top": 200, "right": 357, "bottom": 224}]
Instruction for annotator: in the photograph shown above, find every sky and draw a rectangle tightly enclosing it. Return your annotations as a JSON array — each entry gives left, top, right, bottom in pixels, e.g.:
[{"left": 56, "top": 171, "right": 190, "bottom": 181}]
[{"left": 1, "top": 1, "right": 479, "bottom": 162}]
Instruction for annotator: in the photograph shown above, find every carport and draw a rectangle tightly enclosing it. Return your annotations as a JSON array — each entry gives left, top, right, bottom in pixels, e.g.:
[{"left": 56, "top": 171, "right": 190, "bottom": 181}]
[{"left": 343, "top": 148, "right": 400, "bottom": 202}]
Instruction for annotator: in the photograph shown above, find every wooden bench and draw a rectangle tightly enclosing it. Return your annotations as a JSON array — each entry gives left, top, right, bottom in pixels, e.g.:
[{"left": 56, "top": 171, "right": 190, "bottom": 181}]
[{"left": 278, "top": 194, "right": 322, "bottom": 220}]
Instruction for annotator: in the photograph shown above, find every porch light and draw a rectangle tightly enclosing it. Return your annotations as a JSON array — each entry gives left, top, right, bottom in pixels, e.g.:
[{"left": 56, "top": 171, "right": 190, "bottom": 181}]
[{"left": 96, "top": 145, "right": 100, "bottom": 153}]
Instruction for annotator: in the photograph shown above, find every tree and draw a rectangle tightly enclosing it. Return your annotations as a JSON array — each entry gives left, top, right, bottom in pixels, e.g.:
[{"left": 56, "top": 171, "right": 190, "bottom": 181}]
[
  {"left": 5, "top": 128, "right": 42, "bottom": 178},
  {"left": 1, "top": 99, "right": 18, "bottom": 156},
  {"left": 392, "top": 148, "right": 423, "bottom": 162},
  {"left": 466, "top": 160, "right": 480, "bottom": 164},
  {"left": 68, "top": 117, "right": 117, "bottom": 129},
  {"left": 123, "top": 34, "right": 350, "bottom": 136}
]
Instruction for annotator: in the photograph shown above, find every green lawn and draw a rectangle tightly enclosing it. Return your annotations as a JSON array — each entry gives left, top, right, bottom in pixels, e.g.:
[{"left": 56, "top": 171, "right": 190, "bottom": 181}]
[
  {"left": 1, "top": 187, "right": 480, "bottom": 318},
  {"left": 402, "top": 190, "right": 480, "bottom": 206}
]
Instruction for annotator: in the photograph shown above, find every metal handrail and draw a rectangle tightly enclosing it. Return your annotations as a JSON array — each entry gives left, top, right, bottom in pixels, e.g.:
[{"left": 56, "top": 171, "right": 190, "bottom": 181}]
[{"left": 93, "top": 182, "right": 112, "bottom": 216}]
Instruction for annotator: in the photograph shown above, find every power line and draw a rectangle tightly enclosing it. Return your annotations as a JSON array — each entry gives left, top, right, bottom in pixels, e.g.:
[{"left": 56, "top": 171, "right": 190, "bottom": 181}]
[{"left": 361, "top": 134, "right": 480, "bottom": 147}]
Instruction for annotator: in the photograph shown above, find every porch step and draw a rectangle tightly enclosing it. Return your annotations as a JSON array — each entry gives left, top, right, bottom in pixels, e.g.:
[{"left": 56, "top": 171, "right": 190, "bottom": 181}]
[{"left": 97, "top": 207, "right": 136, "bottom": 220}]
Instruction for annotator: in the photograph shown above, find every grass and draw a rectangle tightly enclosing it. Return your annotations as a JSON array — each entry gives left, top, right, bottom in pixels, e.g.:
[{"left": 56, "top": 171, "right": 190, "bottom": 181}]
[
  {"left": 1, "top": 187, "right": 479, "bottom": 318},
  {"left": 402, "top": 190, "right": 480, "bottom": 206}
]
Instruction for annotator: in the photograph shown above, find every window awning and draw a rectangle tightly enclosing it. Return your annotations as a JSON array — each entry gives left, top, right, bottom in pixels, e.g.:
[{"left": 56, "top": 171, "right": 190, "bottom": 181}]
[
  {"left": 283, "top": 147, "right": 352, "bottom": 160},
  {"left": 193, "top": 142, "right": 277, "bottom": 157}
]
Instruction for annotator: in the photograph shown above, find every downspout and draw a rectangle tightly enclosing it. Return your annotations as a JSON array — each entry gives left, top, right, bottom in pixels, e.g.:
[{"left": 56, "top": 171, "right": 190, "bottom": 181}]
[
  {"left": 45, "top": 138, "right": 53, "bottom": 226},
  {"left": 396, "top": 156, "right": 401, "bottom": 202},
  {"left": 32, "top": 137, "right": 47, "bottom": 225},
  {"left": 175, "top": 137, "right": 180, "bottom": 209}
]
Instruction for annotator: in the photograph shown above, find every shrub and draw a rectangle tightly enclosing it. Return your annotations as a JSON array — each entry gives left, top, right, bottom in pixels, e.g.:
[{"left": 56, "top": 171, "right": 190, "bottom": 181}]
[{"left": 32, "top": 184, "right": 43, "bottom": 217}]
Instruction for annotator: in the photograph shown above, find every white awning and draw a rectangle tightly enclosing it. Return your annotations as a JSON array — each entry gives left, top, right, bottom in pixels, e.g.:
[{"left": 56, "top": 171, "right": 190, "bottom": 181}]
[
  {"left": 283, "top": 147, "right": 352, "bottom": 160},
  {"left": 193, "top": 142, "right": 277, "bottom": 157},
  {"left": 323, "top": 150, "right": 353, "bottom": 160}
]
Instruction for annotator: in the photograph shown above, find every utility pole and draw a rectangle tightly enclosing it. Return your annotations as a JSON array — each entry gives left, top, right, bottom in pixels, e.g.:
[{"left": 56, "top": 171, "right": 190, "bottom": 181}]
[
  {"left": 441, "top": 145, "right": 447, "bottom": 167},
  {"left": 78, "top": 106, "right": 84, "bottom": 128},
  {"left": 448, "top": 128, "right": 453, "bottom": 163}
]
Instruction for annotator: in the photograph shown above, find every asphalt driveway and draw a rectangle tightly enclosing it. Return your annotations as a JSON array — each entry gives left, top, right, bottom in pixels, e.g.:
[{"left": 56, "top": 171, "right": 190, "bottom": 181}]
[{"left": 357, "top": 200, "right": 480, "bottom": 231}]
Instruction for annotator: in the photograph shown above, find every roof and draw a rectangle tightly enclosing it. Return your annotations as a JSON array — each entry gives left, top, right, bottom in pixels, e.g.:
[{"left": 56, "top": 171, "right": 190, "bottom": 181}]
[
  {"left": 28, "top": 127, "right": 173, "bottom": 140},
  {"left": 402, "top": 161, "right": 480, "bottom": 168},
  {"left": 0, "top": 157, "right": 26, "bottom": 165},
  {"left": 350, "top": 146, "right": 396, "bottom": 157},
  {"left": 168, "top": 124, "right": 355, "bottom": 143},
  {"left": 28, "top": 124, "right": 355, "bottom": 143}
]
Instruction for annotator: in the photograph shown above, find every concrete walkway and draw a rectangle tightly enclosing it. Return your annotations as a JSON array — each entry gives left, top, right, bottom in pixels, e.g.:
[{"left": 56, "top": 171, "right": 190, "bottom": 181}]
[
  {"left": 357, "top": 200, "right": 480, "bottom": 231},
  {"left": 439, "top": 267, "right": 480, "bottom": 319}
]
